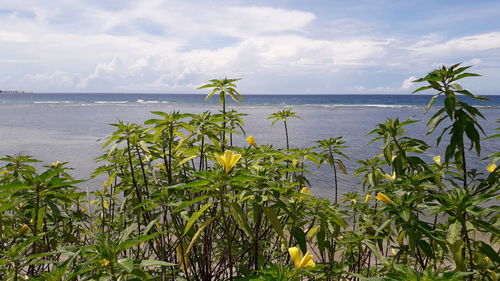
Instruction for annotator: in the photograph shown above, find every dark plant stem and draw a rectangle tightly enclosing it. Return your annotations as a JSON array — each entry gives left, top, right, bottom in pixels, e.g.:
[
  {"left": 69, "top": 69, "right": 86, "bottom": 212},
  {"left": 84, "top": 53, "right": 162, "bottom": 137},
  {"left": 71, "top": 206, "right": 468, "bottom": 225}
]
[
  {"left": 284, "top": 120, "right": 289, "bottom": 179},
  {"left": 460, "top": 144, "right": 467, "bottom": 189},
  {"left": 284, "top": 120, "right": 289, "bottom": 150},
  {"left": 333, "top": 162, "right": 339, "bottom": 205},
  {"left": 461, "top": 213, "right": 474, "bottom": 280},
  {"left": 222, "top": 96, "right": 226, "bottom": 150},
  {"left": 135, "top": 145, "right": 149, "bottom": 192},
  {"left": 126, "top": 138, "right": 141, "bottom": 202},
  {"left": 199, "top": 136, "right": 205, "bottom": 171},
  {"left": 168, "top": 125, "right": 174, "bottom": 185}
]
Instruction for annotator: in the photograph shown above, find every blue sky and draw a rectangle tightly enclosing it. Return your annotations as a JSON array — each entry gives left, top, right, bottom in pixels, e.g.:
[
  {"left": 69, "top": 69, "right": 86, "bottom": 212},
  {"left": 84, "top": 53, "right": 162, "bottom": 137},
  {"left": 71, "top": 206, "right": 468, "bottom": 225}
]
[{"left": 1, "top": 0, "right": 499, "bottom": 94}]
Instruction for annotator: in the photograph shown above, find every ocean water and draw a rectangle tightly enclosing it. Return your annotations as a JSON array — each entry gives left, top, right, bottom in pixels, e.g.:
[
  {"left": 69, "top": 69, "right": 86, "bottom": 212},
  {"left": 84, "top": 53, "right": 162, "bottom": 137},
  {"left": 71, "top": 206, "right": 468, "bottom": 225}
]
[
  {"left": 2, "top": 93, "right": 500, "bottom": 107},
  {"left": 0, "top": 93, "right": 498, "bottom": 199}
]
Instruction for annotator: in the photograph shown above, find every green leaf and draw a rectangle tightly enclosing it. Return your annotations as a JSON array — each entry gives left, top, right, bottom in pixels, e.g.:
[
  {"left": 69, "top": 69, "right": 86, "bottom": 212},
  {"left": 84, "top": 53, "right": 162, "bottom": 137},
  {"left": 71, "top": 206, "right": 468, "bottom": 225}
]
[
  {"left": 450, "top": 72, "right": 480, "bottom": 82},
  {"left": 118, "top": 258, "right": 134, "bottom": 273},
  {"left": 444, "top": 96, "right": 456, "bottom": 119},
  {"left": 425, "top": 95, "right": 439, "bottom": 113},
  {"left": 120, "top": 223, "right": 138, "bottom": 243},
  {"left": 375, "top": 218, "right": 394, "bottom": 235},
  {"left": 186, "top": 217, "right": 216, "bottom": 257},
  {"left": 229, "top": 202, "right": 253, "bottom": 238},
  {"left": 292, "top": 227, "right": 307, "bottom": 254},
  {"left": 412, "top": 85, "right": 433, "bottom": 94},
  {"left": 335, "top": 159, "right": 347, "bottom": 174},
  {"left": 0, "top": 182, "right": 29, "bottom": 190},
  {"left": 140, "top": 259, "right": 176, "bottom": 267},
  {"left": 173, "top": 195, "right": 209, "bottom": 213},
  {"left": 177, "top": 155, "right": 197, "bottom": 167},
  {"left": 478, "top": 241, "right": 500, "bottom": 264},
  {"left": 449, "top": 240, "right": 465, "bottom": 271},
  {"left": 118, "top": 232, "right": 162, "bottom": 252},
  {"left": 184, "top": 202, "right": 212, "bottom": 235},
  {"left": 473, "top": 220, "right": 500, "bottom": 236},
  {"left": 14, "top": 233, "right": 45, "bottom": 254},
  {"left": 174, "top": 180, "right": 210, "bottom": 189},
  {"left": 363, "top": 240, "right": 387, "bottom": 264},
  {"left": 418, "top": 240, "right": 435, "bottom": 259},
  {"left": 400, "top": 210, "right": 410, "bottom": 222},
  {"left": 262, "top": 207, "right": 285, "bottom": 239},
  {"left": 0, "top": 201, "right": 14, "bottom": 212}
]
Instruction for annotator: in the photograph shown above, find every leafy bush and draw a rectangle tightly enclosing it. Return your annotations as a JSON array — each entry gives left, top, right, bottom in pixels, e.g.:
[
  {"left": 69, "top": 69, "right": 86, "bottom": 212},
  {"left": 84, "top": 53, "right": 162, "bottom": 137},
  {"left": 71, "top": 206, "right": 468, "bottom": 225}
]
[{"left": 0, "top": 65, "right": 498, "bottom": 280}]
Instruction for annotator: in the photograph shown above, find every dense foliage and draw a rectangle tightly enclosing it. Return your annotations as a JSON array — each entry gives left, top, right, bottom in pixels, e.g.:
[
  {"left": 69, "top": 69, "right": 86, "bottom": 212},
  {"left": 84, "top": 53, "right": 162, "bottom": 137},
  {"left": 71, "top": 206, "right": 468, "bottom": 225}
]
[{"left": 0, "top": 65, "right": 498, "bottom": 280}]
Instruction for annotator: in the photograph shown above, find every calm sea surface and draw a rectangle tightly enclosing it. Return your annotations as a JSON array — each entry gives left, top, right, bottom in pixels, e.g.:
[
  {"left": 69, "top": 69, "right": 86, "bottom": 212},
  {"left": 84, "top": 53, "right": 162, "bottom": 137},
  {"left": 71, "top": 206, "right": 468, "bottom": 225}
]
[{"left": 0, "top": 93, "right": 498, "bottom": 199}]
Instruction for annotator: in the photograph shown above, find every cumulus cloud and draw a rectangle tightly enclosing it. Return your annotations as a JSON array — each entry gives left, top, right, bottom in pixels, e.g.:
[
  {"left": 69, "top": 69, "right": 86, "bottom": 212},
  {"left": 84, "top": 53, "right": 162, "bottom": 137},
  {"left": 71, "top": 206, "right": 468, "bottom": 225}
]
[
  {"left": 65, "top": 35, "right": 390, "bottom": 92},
  {"left": 1, "top": 0, "right": 499, "bottom": 93}
]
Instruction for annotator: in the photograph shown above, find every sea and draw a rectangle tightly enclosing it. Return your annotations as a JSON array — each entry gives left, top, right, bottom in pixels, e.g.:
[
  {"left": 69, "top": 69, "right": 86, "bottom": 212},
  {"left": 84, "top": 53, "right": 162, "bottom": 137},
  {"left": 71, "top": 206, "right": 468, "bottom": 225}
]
[{"left": 1, "top": 93, "right": 498, "bottom": 199}]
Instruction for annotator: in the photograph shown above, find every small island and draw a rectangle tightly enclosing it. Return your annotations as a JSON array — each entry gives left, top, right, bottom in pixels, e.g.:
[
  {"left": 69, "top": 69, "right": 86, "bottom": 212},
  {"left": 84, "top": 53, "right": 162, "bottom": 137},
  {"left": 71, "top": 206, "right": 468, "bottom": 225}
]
[{"left": 0, "top": 90, "right": 28, "bottom": 94}]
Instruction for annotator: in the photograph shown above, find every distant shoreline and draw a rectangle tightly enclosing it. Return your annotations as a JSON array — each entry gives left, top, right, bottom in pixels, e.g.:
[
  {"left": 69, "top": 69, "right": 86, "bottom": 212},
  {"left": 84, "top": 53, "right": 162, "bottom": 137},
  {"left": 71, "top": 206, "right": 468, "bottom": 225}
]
[{"left": 0, "top": 90, "right": 31, "bottom": 94}]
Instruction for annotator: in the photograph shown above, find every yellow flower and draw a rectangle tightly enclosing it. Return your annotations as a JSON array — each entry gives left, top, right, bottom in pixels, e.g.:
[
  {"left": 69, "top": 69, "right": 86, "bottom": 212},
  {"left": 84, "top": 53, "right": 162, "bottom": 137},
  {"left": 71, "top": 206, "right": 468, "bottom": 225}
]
[
  {"left": 376, "top": 153, "right": 384, "bottom": 158},
  {"left": 17, "top": 224, "right": 30, "bottom": 234},
  {"left": 383, "top": 172, "right": 396, "bottom": 180},
  {"left": 0, "top": 169, "right": 9, "bottom": 176},
  {"left": 300, "top": 187, "right": 311, "bottom": 200},
  {"left": 292, "top": 159, "right": 299, "bottom": 167},
  {"left": 364, "top": 194, "right": 372, "bottom": 203},
  {"left": 246, "top": 136, "right": 257, "bottom": 147},
  {"left": 433, "top": 155, "right": 441, "bottom": 165},
  {"left": 288, "top": 247, "right": 316, "bottom": 269},
  {"left": 351, "top": 198, "right": 357, "bottom": 204},
  {"left": 375, "top": 192, "right": 395, "bottom": 205},
  {"left": 486, "top": 163, "right": 497, "bottom": 173},
  {"left": 101, "top": 259, "right": 110, "bottom": 266},
  {"left": 81, "top": 208, "right": 88, "bottom": 213},
  {"left": 50, "top": 161, "right": 60, "bottom": 167},
  {"left": 215, "top": 150, "right": 241, "bottom": 174}
]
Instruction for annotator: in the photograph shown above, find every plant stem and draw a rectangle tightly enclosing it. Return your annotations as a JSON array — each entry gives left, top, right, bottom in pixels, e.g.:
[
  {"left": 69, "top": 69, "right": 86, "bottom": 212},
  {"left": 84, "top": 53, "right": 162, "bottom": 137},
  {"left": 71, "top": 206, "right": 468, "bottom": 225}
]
[{"left": 222, "top": 95, "right": 226, "bottom": 150}]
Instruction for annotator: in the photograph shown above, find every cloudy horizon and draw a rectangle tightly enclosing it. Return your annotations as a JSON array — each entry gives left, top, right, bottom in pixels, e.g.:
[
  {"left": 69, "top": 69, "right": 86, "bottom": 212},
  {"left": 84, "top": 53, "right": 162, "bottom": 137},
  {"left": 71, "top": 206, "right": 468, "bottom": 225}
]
[{"left": 1, "top": 0, "right": 500, "bottom": 94}]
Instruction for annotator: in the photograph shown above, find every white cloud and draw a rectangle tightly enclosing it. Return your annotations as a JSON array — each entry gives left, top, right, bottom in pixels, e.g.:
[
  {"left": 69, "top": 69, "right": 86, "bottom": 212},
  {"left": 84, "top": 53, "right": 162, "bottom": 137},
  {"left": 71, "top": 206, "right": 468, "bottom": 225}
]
[
  {"left": 1, "top": 1, "right": 500, "bottom": 93},
  {"left": 401, "top": 76, "right": 417, "bottom": 90},
  {"left": 23, "top": 71, "right": 83, "bottom": 90},
  {"left": 464, "top": 58, "right": 482, "bottom": 65},
  {"left": 92, "top": 2, "right": 315, "bottom": 39},
  {"left": 408, "top": 32, "right": 500, "bottom": 55},
  {"left": 12, "top": 33, "right": 391, "bottom": 92},
  {"left": 0, "top": 31, "right": 31, "bottom": 42}
]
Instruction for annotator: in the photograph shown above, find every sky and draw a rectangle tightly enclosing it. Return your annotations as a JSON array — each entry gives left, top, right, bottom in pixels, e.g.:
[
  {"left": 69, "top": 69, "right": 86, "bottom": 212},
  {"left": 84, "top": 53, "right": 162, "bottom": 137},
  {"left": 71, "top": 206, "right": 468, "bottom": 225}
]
[{"left": 1, "top": 0, "right": 500, "bottom": 94}]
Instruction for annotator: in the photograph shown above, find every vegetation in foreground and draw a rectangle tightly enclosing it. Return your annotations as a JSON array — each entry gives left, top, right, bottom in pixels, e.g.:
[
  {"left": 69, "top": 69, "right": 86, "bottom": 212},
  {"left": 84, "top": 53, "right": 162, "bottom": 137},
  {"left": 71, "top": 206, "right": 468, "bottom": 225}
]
[{"left": 0, "top": 64, "right": 498, "bottom": 280}]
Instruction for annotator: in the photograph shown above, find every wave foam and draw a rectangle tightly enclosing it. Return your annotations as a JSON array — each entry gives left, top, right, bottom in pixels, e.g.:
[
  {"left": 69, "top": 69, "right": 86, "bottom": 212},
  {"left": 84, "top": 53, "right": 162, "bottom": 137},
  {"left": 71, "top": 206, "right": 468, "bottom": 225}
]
[
  {"left": 137, "top": 99, "right": 160, "bottom": 104},
  {"left": 33, "top": 101, "right": 74, "bottom": 104},
  {"left": 94, "top": 101, "right": 129, "bottom": 104}
]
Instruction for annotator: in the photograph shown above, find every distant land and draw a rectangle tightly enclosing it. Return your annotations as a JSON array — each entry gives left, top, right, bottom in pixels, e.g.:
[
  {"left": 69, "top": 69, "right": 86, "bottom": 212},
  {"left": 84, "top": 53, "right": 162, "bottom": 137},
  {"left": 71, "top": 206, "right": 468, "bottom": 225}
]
[{"left": 0, "top": 90, "right": 30, "bottom": 94}]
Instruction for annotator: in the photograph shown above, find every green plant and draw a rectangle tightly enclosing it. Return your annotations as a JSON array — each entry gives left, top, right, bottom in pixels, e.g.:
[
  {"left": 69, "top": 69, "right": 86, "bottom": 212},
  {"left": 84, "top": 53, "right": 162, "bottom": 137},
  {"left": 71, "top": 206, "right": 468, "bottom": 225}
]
[
  {"left": 315, "top": 137, "right": 349, "bottom": 204},
  {"left": 198, "top": 77, "right": 243, "bottom": 148}
]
